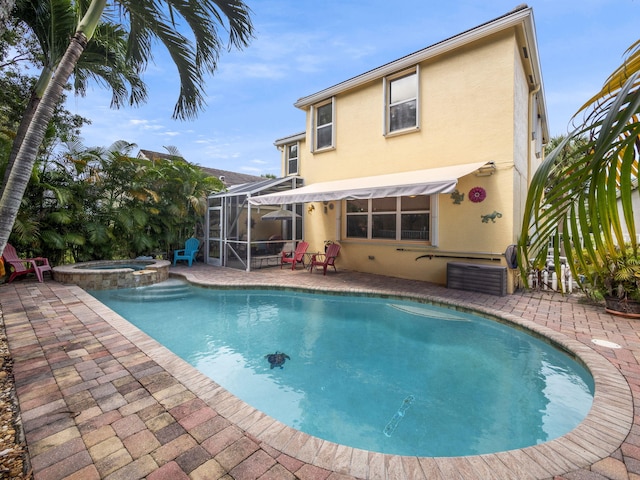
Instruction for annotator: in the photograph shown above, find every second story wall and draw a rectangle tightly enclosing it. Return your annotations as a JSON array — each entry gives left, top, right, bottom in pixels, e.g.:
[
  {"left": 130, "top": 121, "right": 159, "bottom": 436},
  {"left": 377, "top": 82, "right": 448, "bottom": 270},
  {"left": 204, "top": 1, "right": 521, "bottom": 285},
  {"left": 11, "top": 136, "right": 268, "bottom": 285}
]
[{"left": 300, "top": 30, "right": 522, "bottom": 184}]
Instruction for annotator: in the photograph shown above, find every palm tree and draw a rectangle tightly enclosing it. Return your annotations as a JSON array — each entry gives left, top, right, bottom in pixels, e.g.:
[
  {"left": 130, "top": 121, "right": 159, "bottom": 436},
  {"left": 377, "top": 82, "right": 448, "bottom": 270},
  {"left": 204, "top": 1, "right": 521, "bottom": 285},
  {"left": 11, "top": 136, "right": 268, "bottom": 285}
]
[
  {"left": 519, "top": 40, "right": 640, "bottom": 296},
  {"left": 148, "top": 152, "right": 223, "bottom": 255},
  {"left": 2, "top": 0, "right": 147, "bottom": 194},
  {"left": 0, "top": 0, "right": 253, "bottom": 257}
]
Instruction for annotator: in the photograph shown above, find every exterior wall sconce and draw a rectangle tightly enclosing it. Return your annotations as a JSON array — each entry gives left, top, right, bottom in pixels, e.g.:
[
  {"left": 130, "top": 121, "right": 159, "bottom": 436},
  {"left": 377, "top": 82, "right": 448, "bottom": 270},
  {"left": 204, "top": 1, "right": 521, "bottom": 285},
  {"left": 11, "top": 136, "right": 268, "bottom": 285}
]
[
  {"left": 475, "top": 162, "right": 496, "bottom": 177},
  {"left": 308, "top": 204, "right": 315, "bottom": 213},
  {"left": 323, "top": 201, "right": 334, "bottom": 214}
]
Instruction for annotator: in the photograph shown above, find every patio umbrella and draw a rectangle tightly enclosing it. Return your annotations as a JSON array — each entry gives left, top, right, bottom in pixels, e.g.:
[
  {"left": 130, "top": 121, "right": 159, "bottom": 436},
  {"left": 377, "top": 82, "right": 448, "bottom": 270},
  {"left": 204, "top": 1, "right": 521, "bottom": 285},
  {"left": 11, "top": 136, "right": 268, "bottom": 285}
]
[{"left": 261, "top": 208, "right": 301, "bottom": 220}]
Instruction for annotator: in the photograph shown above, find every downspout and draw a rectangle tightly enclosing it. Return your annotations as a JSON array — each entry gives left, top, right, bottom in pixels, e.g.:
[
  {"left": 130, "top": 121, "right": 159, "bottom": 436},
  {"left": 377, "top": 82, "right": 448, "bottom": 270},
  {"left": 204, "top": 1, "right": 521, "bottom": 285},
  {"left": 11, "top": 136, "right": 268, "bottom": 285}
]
[
  {"left": 335, "top": 201, "right": 341, "bottom": 244},
  {"left": 527, "top": 83, "right": 541, "bottom": 186},
  {"left": 292, "top": 179, "right": 297, "bottom": 246}
]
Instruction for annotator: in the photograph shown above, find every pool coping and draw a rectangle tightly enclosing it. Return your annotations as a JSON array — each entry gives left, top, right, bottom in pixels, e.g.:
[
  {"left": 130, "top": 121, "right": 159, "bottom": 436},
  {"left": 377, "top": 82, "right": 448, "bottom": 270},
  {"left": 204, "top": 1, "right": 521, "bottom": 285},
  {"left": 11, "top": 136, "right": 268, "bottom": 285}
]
[
  {"left": 52, "top": 259, "right": 171, "bottom": 290},
  {"left": 77, "top": 271, "right": 633, "bottom": 479}
]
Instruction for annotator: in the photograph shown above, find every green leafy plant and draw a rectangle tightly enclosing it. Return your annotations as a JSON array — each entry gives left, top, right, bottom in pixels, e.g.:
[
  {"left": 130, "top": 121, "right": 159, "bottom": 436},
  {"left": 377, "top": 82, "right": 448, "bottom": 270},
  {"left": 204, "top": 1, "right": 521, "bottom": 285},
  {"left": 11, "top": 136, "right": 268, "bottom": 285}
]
[
  {"left": 579, "top": 245, "right": 640, "bottom": 302},
  {"left": 519, "top": 40, "right": 640, "bottom": 303}
]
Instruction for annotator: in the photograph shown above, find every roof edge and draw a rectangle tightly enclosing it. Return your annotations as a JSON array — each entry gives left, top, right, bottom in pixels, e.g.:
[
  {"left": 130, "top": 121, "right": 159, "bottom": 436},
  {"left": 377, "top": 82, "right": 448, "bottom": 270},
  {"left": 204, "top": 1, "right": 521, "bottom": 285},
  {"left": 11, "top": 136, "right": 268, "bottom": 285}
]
[
  {"left": 294, "top": 6, "right": 536, "bottom": 109},
  {"left": 274, "top": 132, "right": 306, "bottom": 146}
]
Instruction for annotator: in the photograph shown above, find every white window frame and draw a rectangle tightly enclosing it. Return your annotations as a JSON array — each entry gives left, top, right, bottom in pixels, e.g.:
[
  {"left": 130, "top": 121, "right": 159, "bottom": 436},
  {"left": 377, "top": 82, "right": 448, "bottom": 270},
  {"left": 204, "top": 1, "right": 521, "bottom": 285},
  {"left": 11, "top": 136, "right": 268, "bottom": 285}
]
[
  {"left": 344, "top": 194, "right": 433, "bottom": 243},
  {"left": 311, "top": 97, "right": 335, "bottom": 152},
  {"left": 286, "top": 142, "right": 299, "bottom": 175},
  {"left": 383, "top": 66, "right": 420, "bottom": 136}
]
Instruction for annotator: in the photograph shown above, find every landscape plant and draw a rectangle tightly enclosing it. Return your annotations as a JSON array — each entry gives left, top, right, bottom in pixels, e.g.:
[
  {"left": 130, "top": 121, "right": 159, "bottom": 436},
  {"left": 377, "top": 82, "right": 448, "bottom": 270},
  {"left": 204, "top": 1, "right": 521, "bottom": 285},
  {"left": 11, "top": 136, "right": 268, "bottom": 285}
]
[
  {"left": 9, "top": 141, "right": 224, "bottom": 264},
  {"left": 519, "top": 40, "right": 640, "bottom": 307},
  {"left": 0, "top": 0, "right": 253, "bottom": 258},
  {"left": 2, "top": 0, "right": 147, "bottom": 196}
]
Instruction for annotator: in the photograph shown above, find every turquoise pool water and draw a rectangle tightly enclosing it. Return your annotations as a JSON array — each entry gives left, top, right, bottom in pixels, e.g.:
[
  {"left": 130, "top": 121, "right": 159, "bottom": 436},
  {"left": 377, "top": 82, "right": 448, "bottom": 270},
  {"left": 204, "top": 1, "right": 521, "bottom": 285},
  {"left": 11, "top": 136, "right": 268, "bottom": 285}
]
[{"left": 90, "top": 283, "right": 594, "bottom": 457}]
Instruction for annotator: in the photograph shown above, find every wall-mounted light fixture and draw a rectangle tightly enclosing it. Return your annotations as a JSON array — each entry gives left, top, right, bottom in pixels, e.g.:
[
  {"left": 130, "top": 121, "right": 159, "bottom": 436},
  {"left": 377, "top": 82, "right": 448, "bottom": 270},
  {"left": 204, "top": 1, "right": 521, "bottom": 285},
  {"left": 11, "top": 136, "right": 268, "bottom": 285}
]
[
  {"left": 308, "top": 204, "right": 315, "bottom": 214},
  {"left": 475, "top": 162, "right": 496, "bottom": 177},
  {"left": 322, "top": 201, "right": 335, "bottom": 214}
]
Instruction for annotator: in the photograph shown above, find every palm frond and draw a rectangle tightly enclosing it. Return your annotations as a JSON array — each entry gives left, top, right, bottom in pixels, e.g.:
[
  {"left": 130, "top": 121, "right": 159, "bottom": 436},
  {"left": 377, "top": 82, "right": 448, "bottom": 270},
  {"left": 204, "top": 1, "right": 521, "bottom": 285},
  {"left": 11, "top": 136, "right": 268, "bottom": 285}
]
[
  {"left": 120, "top": 0, "right": 253, "bottom": 119},
  {"left": 519, "top": 41, "right": 640, "bottom": 294}
]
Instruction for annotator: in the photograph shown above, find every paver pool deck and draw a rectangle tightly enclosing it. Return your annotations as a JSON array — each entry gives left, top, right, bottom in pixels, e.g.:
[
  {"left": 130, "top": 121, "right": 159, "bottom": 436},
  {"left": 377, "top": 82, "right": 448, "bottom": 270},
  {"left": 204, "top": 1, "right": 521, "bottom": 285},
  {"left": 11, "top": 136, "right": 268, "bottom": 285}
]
[{"left": 1, "top": 263, "right": 639, "bottom": 480}]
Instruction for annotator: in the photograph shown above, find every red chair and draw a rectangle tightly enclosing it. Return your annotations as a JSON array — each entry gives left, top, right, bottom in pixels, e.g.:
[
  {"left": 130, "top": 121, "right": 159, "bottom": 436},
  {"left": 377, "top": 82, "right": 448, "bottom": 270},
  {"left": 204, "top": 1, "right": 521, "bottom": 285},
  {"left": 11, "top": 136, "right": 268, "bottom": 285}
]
[
  {"left": 281, "top": 241, "right": 309, "bottom": 270},
  {"left": 309, "top": 243, "right": 340, "bottom": 275},
  {"left": 3, "top": 243, "right": 52, "bottom": 283}
]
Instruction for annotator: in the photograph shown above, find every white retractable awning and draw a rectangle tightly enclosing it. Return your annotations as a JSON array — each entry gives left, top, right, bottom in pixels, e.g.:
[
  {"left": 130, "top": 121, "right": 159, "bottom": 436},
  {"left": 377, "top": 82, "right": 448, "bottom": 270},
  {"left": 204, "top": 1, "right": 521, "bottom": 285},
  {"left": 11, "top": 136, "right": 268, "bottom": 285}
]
[{"left": 249, "top": 161, "right": 489, "bottom": 205}]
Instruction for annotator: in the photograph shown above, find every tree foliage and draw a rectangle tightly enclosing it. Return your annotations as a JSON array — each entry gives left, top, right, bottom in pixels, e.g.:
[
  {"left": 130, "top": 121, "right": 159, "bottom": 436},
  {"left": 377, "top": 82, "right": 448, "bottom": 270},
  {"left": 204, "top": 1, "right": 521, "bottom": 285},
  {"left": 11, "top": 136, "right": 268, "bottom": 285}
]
[
  {"left": 10, "top": 142, "right": 224, "bottom": 264},
  {"left": 0, "top": 0, "right": 253, "bottom": 258}
]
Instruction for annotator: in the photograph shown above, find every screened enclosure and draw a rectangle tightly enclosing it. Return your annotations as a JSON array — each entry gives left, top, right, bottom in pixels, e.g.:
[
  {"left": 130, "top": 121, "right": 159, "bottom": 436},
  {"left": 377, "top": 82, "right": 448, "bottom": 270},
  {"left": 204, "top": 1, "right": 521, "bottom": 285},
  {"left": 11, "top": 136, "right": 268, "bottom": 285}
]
[{"left": 206, "top": 177, "right": 304, "bottom": 271}]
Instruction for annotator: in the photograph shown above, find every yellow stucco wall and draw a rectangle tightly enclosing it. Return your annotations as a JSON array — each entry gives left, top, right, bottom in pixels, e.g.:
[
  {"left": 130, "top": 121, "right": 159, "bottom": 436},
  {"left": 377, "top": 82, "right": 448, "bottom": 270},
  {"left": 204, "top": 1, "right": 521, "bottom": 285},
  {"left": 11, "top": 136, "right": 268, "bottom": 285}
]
[
  {"left": 301, "top": 32, "right": 517, "bottom": 180},
  {"left": 282, "top": 29, "right": 539, "bottom": 292}
]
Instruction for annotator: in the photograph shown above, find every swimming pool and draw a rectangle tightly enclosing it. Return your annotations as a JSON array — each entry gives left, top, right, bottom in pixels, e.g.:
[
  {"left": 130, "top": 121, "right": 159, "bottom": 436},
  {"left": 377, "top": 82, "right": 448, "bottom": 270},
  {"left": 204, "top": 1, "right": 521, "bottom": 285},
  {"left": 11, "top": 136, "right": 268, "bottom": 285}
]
[{"left": 90, "top": 282, "right": 594, "bottom": 457}]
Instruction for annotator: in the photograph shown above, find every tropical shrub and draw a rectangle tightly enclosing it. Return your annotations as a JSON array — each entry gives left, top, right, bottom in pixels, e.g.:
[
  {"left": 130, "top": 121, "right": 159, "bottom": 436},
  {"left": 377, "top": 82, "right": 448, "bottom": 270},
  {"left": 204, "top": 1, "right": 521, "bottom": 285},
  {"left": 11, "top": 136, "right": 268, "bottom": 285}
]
[
  {"left": 578, "top": 244, "right": 640, "bottom": 301},
  {"left": 519, "top": 40, "right": 640, "bottom": 302},
  {"left": 9, "top": 142, "right": 224, "bottom": 263}
]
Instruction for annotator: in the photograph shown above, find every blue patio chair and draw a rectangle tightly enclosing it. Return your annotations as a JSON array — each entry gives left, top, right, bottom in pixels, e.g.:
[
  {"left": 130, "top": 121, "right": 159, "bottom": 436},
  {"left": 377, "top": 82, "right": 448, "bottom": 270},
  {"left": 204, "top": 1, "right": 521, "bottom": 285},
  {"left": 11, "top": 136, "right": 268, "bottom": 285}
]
[{"left": 173, "top": 237, "right": 200, "bottom": 266}]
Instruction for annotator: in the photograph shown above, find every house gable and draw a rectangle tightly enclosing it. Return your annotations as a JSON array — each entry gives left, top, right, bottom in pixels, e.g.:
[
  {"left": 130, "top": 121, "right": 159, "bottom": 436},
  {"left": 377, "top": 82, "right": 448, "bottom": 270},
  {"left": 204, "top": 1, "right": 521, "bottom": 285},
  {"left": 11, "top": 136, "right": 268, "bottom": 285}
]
[{"left": 293, "top": 5, "right": 547, "bottom": 142}]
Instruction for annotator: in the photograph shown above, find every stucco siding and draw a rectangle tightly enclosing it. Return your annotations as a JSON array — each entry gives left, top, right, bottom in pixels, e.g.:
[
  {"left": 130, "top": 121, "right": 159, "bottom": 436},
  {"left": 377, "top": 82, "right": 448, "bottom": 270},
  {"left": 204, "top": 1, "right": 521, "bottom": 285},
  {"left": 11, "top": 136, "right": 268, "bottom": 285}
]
[
  {"left": 301, "top": 32, "right": 518, "bottom": 185},
  {"left": 274, "top": 12, "right": 546, "bottom": 291}
]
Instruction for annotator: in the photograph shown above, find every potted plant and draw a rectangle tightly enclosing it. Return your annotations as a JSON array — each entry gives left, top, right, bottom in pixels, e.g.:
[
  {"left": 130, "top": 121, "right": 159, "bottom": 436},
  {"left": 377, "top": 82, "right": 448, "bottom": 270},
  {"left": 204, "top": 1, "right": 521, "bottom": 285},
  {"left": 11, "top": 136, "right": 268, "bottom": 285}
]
[
  {"left": 324, "top": 240, "right": 334, "bottom": 252},
  {"left": 578, "top": 245, "right": 640, "bottom": 317}
]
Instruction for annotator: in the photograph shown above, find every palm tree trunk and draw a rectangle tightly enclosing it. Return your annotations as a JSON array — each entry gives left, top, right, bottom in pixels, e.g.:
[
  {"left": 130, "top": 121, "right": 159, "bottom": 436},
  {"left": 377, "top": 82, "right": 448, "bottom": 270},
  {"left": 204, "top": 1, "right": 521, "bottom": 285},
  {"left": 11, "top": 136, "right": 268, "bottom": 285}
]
[{"left": 0, "top": 32, "right": 89, "bottom": 257}]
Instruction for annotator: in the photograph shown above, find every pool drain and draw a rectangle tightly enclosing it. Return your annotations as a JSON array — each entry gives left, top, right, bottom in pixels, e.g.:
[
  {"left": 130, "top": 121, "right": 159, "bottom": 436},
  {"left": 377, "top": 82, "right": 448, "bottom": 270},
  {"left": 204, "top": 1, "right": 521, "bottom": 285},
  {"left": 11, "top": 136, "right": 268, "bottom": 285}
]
[{"left": 383, "top": 395, "right": 415, "bottom": 437}]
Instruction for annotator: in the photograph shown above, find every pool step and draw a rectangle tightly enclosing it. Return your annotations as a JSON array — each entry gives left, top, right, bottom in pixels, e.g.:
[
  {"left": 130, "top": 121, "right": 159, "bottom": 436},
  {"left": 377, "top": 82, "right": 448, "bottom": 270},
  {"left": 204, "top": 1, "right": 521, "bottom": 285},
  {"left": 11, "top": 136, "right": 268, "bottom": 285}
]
[{"left": 113, "top": 279, "right": 193, "bottom": 302}]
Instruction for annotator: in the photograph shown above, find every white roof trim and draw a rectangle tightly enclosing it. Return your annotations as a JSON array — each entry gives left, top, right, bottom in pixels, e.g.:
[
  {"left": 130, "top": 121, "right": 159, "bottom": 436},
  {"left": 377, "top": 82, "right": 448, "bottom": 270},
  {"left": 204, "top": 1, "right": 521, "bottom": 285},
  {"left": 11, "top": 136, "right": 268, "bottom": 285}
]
[
  {"left": 249, "top": 162, "right": 488, "bottom": 205},
  {"left": 274, "top": 132, "right": 306, "bottom": 146}
]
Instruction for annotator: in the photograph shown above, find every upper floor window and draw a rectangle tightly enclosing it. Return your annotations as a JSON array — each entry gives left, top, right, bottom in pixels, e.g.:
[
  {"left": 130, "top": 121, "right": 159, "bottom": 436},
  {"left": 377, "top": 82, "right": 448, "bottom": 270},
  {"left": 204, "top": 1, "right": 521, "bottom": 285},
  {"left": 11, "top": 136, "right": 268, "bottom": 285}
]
[
  {"left": 345, "top": 195, "right": 430, "bottom": 242},
  {"left": 286, "top": 143, "right": 298, "bottom": 175},
  {"left": 313, "top": 99, "right": 334, "bottom": 151},
  {"left": 385, "top": 68, "right": 419, "bottom": 134}
]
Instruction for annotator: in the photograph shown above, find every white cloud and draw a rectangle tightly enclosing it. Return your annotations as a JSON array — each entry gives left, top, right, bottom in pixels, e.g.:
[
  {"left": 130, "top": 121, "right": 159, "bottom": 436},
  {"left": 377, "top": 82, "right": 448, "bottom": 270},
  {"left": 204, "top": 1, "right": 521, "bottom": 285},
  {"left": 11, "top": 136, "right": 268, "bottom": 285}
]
[{"left": 221, "top": 62, "right": 285, "bottom": 80}]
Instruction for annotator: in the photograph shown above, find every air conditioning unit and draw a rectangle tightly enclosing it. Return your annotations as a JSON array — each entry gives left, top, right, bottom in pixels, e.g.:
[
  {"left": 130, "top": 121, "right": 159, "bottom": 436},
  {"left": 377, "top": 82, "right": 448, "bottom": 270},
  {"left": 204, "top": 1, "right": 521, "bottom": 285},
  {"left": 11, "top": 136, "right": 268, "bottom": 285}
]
[{"left": 447, "top": 262, "right": 507, "bottom": 296}]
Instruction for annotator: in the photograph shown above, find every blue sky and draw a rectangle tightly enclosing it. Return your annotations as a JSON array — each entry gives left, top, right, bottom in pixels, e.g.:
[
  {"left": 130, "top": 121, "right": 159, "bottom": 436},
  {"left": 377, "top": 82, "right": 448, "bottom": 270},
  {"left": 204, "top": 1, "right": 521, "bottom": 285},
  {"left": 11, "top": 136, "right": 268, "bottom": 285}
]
[{"left": 66, "top": 0, "right": 639, "bottom": 176}]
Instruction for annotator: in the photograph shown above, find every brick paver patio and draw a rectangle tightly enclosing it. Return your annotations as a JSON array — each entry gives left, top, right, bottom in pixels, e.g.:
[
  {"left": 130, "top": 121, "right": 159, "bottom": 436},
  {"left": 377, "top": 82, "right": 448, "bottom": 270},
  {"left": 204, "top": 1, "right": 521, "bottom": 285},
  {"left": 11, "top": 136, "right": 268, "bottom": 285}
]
[{"left": 1, "top": 263, "right": 640, "bottom": 479}]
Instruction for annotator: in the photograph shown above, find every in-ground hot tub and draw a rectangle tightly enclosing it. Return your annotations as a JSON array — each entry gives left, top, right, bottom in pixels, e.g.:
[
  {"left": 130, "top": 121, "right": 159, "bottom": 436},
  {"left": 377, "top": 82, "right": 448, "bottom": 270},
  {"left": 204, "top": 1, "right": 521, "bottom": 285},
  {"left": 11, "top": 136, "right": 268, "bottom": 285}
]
[{"left": 53, "top": 259, "right": 171, "bottom": 290}]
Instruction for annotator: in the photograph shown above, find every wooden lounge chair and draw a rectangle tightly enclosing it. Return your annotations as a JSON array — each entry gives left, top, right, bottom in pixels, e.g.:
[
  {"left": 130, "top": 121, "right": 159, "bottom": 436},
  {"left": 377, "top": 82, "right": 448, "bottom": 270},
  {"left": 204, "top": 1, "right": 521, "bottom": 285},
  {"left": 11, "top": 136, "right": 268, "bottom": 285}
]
[
  {"left": 281, "top": 241, "right": 309, "bottom": 270},
  {"left": 3, "top": 243, "right": 52, "bottom": 283},
  {"left": 173, "top": 237, "right": 200, "bottom": 266},
  {"left": 309, "top": 243, "right": 340, "bottom": 275}
]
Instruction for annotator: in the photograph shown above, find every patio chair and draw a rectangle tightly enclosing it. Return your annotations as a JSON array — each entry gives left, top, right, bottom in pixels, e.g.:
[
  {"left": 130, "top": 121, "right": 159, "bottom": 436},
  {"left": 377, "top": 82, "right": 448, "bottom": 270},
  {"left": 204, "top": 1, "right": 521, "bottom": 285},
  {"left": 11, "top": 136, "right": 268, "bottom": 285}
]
[
  {"left": 173, "top": 237, "right": 200, "bottom": 266},
  {"left": 309, "top": 243, "right": 340, "bottom": 275},
  {"left": 3, "top": 243, "right": 52, "bottom": 283},
  {"left": 281, "top": 241, "right": 309, "bottom": 270}
]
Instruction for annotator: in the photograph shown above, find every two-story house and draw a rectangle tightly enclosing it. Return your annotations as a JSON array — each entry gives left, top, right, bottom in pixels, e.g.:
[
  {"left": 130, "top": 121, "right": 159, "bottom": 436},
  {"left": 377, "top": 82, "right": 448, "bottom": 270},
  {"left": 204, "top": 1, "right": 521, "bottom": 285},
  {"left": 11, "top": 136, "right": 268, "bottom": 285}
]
[{"left": 210, "top": 5, "right": 548, "bottom": 294}]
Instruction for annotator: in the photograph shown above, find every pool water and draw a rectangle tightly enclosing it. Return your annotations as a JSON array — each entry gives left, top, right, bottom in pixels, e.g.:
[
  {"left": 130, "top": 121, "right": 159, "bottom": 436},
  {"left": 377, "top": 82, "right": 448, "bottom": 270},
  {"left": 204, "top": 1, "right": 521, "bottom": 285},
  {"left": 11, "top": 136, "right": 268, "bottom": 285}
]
[{"left": 90, "top": 284, "right": 594, "bottom": 457}]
